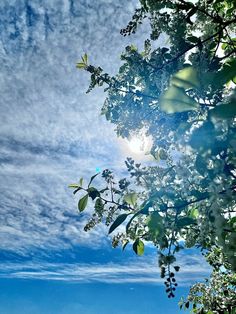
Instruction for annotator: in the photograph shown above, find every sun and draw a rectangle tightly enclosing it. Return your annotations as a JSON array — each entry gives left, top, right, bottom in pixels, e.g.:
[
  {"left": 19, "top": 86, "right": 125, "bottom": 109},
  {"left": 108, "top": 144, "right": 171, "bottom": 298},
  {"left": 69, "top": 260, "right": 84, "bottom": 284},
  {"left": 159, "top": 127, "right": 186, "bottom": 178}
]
[
  {"left": 117, "top": 129, "right": 153, "bottom": 159},
  {"left": 128, "top": 137, "right": 146, "bottom": 154},
  {"left": 126, "top": 131, "right": 153, "bottom": 157}
]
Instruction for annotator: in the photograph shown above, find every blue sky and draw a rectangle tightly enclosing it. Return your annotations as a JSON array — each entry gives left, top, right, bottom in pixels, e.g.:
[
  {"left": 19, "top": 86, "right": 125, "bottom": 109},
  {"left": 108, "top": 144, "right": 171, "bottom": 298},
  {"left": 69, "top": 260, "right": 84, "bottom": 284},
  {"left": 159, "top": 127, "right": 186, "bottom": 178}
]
[{"left": 0, "top": 1, "right": 210, "bottom": 313}]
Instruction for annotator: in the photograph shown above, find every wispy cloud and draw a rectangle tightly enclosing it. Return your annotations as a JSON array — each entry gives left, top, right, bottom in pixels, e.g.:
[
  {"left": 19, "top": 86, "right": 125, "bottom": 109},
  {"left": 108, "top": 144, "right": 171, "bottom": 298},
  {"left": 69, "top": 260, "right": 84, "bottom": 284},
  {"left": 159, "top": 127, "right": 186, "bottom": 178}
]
[
  {"left": 0, "top": 2, "right": 207, "bottom": 295},
  {"left": 0, "top": 0, "right": 151, "bottom": 254},
  {"left": 0, "top": 252, "right": 210, "bottom": 286}
]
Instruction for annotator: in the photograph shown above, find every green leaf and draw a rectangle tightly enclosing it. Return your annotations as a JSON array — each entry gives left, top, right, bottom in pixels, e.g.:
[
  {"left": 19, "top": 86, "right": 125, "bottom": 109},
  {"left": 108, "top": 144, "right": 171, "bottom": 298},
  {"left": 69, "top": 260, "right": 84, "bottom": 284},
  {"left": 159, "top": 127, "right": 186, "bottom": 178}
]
[
  {"left": 147, "top": 212, "right": 164, "bottom": 239},
  {"left": 171, "top": 67, "right": 200, "bottom": 89},
  {"left": 108, "top": 214, "right": 129, "bottom": 234},
  {"left": 130, "top": 44, "right": 137, "bottom": 51},
  {"left": 122, "top": 239, "right": 129, "bottom": 251},
  {"left": 81, "top": 53, "right": 88, "bottom": 65},
  {"left": 87, "top": 187, "right": 100, "bottom": 200},
  {"left": 79, "top": 178, "right": 83, "bottom": 186},
  {"left": 133, "top": 238, "right": 144, "bottom": 256},
  {"left": 209, "top": 97, "right": 236, "bottom": 120},
  {"left": 160, "top": 85, "right": 198, "bottom": 113},
  {"left": 76, "top": 62, "right": 86, "bottom": 69},
  {"left": 189, "top": 121, "right": 216, "bottom": 150},
  {"left": 88, "top": 173, "right": 99, "bottom": 187},
  {"left": 68, "top": 184, "right": 80, "bottom": 188},
  {"left": 69, "top": 177, "right": 83, "bottom": 189},
  {"left": 186, "top": 36, "right": 199, "bottom": 44},
  {"left": 126, "top": 201, "right": 152, "bottom": 232},
  {"left": 188, "top": 208, "right": 199, "bottom": 219},
  {"left": 214, "top": 58, "right": 236, "bottom": 87},
  {"left": 78, "top": 194, "right": 89, "bottom": 212},
  {"left": 177, "top": 217, "right": 196, "bottom": 228},
  {"left": 124, "top": 192, "right": 138, "bottom": 206}
]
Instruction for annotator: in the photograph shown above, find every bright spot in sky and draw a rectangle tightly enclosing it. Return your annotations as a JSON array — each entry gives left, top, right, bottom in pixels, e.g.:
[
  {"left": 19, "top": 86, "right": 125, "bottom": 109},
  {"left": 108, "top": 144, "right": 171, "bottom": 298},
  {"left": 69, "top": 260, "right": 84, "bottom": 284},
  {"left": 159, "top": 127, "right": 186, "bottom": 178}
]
[
  {"left": 118, "top": 130, "right": 153, "bottom": 160},
  {"left": 128, "top": 137, "right": 146, "bottom": 154}
]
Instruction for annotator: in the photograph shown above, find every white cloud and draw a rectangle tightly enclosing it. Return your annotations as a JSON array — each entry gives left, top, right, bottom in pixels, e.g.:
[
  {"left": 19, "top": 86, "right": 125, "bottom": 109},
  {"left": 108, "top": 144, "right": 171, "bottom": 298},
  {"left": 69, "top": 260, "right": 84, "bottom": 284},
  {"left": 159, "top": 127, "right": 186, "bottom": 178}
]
[
  {"left": 0, "top": 0, "right": 150, "bottom": 253},
  {"left": 0, "top": 2, "right": 208, "bottom": 294},
  {"left": 0, "top": 252, "right": 210, "bottom": 286}
]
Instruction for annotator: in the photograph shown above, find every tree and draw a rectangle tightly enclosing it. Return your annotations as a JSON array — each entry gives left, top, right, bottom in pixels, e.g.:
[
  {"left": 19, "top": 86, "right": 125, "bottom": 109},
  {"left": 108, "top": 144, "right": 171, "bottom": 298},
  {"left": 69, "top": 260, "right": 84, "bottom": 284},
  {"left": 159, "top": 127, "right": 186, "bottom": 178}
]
[{"left": 70, "top": 0, "right": 236, "bottom": 311}]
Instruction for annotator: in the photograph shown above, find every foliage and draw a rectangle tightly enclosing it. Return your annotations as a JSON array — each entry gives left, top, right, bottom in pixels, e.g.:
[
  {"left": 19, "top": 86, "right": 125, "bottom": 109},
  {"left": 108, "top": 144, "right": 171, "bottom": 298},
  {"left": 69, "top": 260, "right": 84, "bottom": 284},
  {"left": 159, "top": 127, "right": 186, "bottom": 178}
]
[
  {"left": 71, "top": 0, "right": 236, "bottom": 308},
  {"left": 179, "top": 249, "right": 236, "bottom": 313}
]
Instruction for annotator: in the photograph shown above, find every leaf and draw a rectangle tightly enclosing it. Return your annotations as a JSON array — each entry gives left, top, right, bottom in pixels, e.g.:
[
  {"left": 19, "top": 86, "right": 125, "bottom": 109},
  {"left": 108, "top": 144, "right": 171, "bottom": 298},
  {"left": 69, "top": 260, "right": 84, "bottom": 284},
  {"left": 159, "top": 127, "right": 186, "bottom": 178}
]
[
  {"left": 108, "top": 214, "right": 129, "bottom": 234},
  {"left": 68, "top": 184, "right": 80, "bottom": 188},
  {"left": 214, "top": 58, "right": 236, "bottom": 87},
  {"left": 160, "top": 85, "right": 198, "bottom": 113},
  {"left": 188, "top": 208, "right": 199, "bottom": 219},
  {"left": 79, "top": 178, "right": 83, "bottom": 186},
  {"left": 69, "top": 177, "right": 83, "bottom": 189},
  {"left": 78, "top": 194, "right": 88, "bottom": 212},
  {"left": 171, "top": 67, "right": 200, "bottom": 89},
  {"left": 88, "top": 173, "right": 99, "bottom": 187},
  {"left": 133, "top": 238, "right": 144, "bottom": 256},
  {"left": 126, "top": 201, "right": 152, "bottom": 232},
  {"left": 161, "top": 47, "right": 169, "bottom": 54},
  {"left": 124, "top": 192, "right": 138, "bottom": 206},
  {"left": 76, "top": 62, "right": 86, "bottom": 69},
  {"left": 209, "top": 97, "right": 236, "bottom": 120},
  {"left": 177, "top": 217, "right": 196, "bottom": 228},
  {"left": 186, "top": 36, "right": 199, "bottom": 44},
  {"left": 189, "top": 121, "right": 215, "bottom": 150},
  {"left": 88, "top": 187, "right": 100, "bottom": 200},
  {"left": 122, "top": 239, "right": 129, "bottom": 251},
  {"left": 81, "top": 53, "right": 88, "bottom": 64},
  {"left": 147, "top": 212, "right": 164, "bottom": 239}
]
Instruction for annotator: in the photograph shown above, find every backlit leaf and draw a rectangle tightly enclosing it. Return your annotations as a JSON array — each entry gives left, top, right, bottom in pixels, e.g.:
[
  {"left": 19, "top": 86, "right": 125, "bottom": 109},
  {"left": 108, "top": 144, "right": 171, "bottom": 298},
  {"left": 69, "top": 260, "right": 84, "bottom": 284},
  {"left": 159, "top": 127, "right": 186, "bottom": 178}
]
[
  {"left": 171, "top": 67, "right": 200, "bottom": 89},
  {"left": 76, "top": 62, "right": 86, "bottom": 69},
  {"left": 68, "top": 184, "right": 80, "bottom": 188},
  {"left": 124, "top": 192, "right": 138, "bottom": 206},
  {"left": 133, "top": 238, "right": 144, "bottom": 256},
  {"left": 160, "top": 85, "right": 198, "bottom": 113}
]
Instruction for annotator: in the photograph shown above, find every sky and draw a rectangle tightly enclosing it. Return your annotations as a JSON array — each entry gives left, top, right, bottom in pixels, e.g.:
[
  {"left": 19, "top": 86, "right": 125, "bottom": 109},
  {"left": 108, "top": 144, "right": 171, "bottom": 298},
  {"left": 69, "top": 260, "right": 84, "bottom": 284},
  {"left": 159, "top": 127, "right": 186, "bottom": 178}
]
[{"left": 0, "top": 1, "right": 211, "bottom": 313}]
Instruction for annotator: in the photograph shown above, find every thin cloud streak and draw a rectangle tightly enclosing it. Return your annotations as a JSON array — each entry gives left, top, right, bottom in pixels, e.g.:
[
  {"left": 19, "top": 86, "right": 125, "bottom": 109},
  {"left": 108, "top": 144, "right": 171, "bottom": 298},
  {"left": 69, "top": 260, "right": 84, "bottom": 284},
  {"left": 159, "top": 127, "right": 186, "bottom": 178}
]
[{"left": 0, "top": 253, "right": 210, "bottom": 286}]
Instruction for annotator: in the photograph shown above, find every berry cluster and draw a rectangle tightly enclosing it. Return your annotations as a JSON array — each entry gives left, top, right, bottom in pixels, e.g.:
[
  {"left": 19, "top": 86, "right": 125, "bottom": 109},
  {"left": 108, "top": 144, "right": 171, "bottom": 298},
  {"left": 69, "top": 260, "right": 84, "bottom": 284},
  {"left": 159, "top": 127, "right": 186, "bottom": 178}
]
[
  {"left": 161, "top": 265, "right": 180, "bottom": 298},
  {"left": 120, "top": 8, "right": 146, "bottom": 36}
]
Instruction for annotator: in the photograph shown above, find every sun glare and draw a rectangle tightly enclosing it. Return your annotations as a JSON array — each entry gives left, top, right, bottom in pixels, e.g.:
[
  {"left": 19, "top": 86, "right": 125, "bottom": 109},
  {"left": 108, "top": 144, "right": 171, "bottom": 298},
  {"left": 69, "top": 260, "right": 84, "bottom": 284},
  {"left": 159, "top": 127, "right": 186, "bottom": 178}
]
[
  {"left": 117, "top": 129, "right": 153, "bottom": 160},
  {"left": 129, "top": 137, "right": 144, "bottom": 154},
  {"left": 126, "top": 131, "right": 153, "bottom": 158}
]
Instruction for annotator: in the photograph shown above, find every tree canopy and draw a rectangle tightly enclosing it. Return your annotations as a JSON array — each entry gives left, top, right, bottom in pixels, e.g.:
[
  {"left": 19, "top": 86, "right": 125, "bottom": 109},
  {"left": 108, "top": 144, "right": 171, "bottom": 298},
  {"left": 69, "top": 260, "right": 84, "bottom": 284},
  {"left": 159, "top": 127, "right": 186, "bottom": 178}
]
[{"left": 70, "top": 1, "right": 236, "bottom": 312}]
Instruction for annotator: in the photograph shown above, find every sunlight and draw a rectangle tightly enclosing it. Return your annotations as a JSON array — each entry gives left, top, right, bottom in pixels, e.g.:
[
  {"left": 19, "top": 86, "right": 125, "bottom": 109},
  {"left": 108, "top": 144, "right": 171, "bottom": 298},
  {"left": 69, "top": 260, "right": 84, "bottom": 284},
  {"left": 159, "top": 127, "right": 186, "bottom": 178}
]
[
  {"left": 128, "top": 136, "right": 145, "bottom": 154},
  {"left": 119, "top": 130, "right": 153, "bottom": 160}
]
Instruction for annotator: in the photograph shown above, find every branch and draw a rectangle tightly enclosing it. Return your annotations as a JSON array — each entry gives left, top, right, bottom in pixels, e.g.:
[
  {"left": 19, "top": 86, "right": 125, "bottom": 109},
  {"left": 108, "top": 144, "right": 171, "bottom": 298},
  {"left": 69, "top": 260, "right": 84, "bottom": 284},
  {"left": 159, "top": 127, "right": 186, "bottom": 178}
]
[
  {"left": 149, "top": 18, "right": 236, "bottom": 73},
  {"left": 176, "top": 0, "right": 222, "bottom": 23},
  {"left": 167, "top": 185, "right": 236, "bottom": 211}
]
